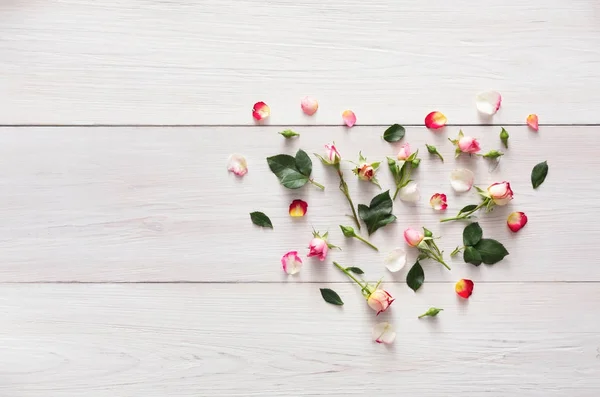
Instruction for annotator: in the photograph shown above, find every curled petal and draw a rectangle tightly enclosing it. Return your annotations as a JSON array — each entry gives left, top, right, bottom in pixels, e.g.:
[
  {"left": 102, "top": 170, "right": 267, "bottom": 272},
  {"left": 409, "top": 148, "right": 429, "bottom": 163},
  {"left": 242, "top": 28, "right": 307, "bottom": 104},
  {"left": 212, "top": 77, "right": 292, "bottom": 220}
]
[
  {"left": 227, "top": 153, "right": 248, "bottom": 177},
  {"left": 450, "top": 169, "right": 475, "bottom": 192},
  {"left": 455, "top": 279, "right": 474, "bottom": 299},
  {"left": 507, "top": 211, "right": 528, "bottom": 232},
  {"left": 300, "top": 96, "right": 319, "bottom": 116},
  {"left": 281, "top": 251, "right": 303, "bottom": 275},
  {"left": 425, "top": 111, "right": 447, "bottom": 129},
  {"left": 372, "top": 322, "right": 396, "bottom": 344},
  {"left": 252, "top": 101, "right": 270, "bottom": 121},
  {"left": 342, "top": 110, "right": 356, "bottom": 127},
  {"left": 475, "top": 91, "right": 502, "bottom": 115},
  {"left": 384, "top": 248, "right": 407, "bottom": 273},
  {"left": 429, "top": 193, "right": 448, "bottom": 210},
  {"left": 289, "top": 199, "right": 308, "bottom": 217},
  {"left": 397, "top": 143, "right": 411, "bottom": 161},
  {"left": 527, "top": 114, "right": 539, "bottom": 131},
  {"left": 399, "top": 181, "right": 420, "bottom": 203}
]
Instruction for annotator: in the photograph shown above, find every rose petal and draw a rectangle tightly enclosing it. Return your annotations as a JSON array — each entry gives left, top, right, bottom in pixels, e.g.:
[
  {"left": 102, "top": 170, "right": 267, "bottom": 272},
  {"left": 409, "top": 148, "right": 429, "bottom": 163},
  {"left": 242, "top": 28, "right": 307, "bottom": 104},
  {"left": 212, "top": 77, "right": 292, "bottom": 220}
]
[
  {"left": 281, "top": 251, "right": 303, "bottom": 275},
  {"left": 227, "top": 153, "right": 248, "bottom": 177},
  {"left": 342, "top": 110, "right": 356, "bottom": 127},
  {"left": 527, "top": 114, "right": 539, "bottom": 131},
  {"left": 398, "top": 181, "right": 420, "bottom": 203},
  {"left": 455, "top": 279, "right": 474, "bottom": 299},
  {"left": 252, "top": 101, "right": 270, "bottom": 121},
  {"left": 372, "top": 322, "right": 396, "bottom": 344},
  {"left": 429, "top": 193, "right": 448, "bottom": 211},
  {"left": 507, "top": 211, "right": 528, "bottom": 232},
  {"left": 289, "top": 199, "right": 308, "bottom": 217},
  {"left": 424, "top": 111, "right": 447, "bottom": 129},
  {"left": 450, "top": 169, "right": 475, "bottom": 192},
  {"left": 384, "top": 248, "right": 407, "bottom": 273},
  {"left": 300, "top": 96, "right": 319, "bottom": 116},
  {"left": 475, "top": 91, "right": 502, "bottom": 115}
]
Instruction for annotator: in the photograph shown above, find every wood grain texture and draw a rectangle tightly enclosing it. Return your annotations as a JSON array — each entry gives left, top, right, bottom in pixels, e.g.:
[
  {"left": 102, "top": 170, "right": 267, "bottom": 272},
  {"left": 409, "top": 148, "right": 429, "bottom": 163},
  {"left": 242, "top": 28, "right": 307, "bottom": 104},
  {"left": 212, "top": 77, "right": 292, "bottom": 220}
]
[
  {"left": 0, "top": 283, "right": 598, "bottom": 396},
  {"left": 1, "top": 0, "right": 600, "bottom": 125},
  {"left": 0, "top": 126, "right": 597, "bottom": 282}
]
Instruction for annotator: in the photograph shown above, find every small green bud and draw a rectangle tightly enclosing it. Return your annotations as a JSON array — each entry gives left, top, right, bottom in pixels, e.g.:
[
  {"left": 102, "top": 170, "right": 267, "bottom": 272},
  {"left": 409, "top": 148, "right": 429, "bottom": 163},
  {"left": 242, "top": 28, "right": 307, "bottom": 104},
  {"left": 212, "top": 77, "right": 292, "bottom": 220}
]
[
  {"left": 412, "top": 158, "right": 421, "bottom": 167},
  {"left": 500, "top": 127, "right": 509, "bottom": 148},
  {"left": 482, "top": 149, "right": 504, "bottom": 159},
  {"left": 278, "top": 129, "right": 300, "bottom": 139},
  {"left": 423, "top": 227, "right": 433, "bottom": 238},
  {"left": 339, "top": 225, "right": 355, "bottom": 238}
]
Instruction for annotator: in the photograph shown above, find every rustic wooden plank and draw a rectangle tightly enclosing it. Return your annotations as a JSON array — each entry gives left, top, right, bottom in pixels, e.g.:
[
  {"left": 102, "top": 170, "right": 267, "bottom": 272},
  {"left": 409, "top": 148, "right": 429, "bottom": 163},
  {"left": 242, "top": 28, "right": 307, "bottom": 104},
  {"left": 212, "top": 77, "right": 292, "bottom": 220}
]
[
  {"left": 0, "top": 0, "right": 599, "bottom": 125},
  {"left": 0, "top": 126, "right": 596, "bottom": 282},
  {"left": 0, "top": 283, "right": 598, "bottom": 396}
]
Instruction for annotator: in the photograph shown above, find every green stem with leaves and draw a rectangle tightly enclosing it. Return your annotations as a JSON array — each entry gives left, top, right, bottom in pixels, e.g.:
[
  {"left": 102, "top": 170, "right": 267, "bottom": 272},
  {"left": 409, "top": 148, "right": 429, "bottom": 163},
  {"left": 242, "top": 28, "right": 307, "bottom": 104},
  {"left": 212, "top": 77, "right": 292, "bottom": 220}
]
[
  {"left": 333, "top": 262, "right": 366, "bottom": 289},
  {"left": 440, "top": 201, "right": 487, "bottom": 223}
]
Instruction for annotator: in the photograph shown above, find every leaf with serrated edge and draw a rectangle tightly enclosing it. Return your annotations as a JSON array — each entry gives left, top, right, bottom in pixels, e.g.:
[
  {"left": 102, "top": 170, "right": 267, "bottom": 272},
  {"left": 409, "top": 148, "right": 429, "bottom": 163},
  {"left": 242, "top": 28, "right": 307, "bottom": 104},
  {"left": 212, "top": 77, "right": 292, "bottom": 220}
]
[
  {"left": 357, "top": 190, "right": 397, "bottom": 235},
  {"left": 295, "top": 149, "right": 312, "bottom": 177},
  {"left": 473, "top": 238, "right": 509, "bottom": 264},
  {"left": 320, "top": 288, "right": 344, "bottom": 305},
  {"left": 463, "top": 222, "right": 483, "bottom": 246}
]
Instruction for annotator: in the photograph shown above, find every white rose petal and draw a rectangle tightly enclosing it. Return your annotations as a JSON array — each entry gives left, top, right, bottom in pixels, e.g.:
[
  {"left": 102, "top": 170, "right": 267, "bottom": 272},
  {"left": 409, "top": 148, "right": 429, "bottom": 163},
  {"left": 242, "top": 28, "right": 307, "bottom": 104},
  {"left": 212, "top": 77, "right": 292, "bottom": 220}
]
[
  {"left": 372, "top": 322, "right": 396, "bottom": 344},
  {"left": 398, "top": 181, "right": 420, "bottom": 203},
  {"left": 475, "top": 91, "right": 502, "bottom": 115},
  {"left": 227, "top": 153, "right": 248, "bottom": 177},
  {"left": 450, "top": 169, "right": 475, "bottom": 192},
  {"left": 384, "top": 248, "right": 407, "bottom": 273}
]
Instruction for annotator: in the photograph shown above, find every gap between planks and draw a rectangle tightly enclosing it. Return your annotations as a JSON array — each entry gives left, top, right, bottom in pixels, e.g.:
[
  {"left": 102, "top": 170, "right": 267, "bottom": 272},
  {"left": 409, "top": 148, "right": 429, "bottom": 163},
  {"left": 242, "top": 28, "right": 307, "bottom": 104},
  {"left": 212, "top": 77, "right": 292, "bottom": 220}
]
[
  {"left": 0, "top": 123, "right": 599, "bottom": 128},
  {"left": 1, "top": 281, "right": 599, "bottom": 285}
]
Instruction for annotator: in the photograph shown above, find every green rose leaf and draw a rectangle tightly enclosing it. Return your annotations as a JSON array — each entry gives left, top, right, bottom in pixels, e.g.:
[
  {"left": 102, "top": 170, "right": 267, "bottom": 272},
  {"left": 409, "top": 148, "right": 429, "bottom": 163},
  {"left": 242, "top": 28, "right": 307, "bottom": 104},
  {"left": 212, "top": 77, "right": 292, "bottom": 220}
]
[
  {"left": 357, "top": 190, "right": 397, "bottom": 235},
  {"left": 531, "top": 161, "right": 548, "bottom": 189},
  {"left": 295, "top": 149, "right": 312, "bottom": 177},
  {"left": 320, "top": 288, "right": 344, "bottom": 305},
  {"left": 249, "top": 211, "right": 273, "bottom": 228},
  {"left": 279, "top": 129, "right": 300, "bottom": 138},
  {"left": 473, "top": 238, "right": 509, "bottom": 264},
  {"left": 463, "top": 222, "right": 483, "bottom": 246},
  {"left": 418, "top": 307, "right": 443, "bottom": 319},
  {"left": 383, "top": 124, "right": 406, "bottom": 142},
  {"left": 279, "top": 169, "right": 309, "bottom": 189},
  {"left": 459, "top": 204, "right": 478, "bottom": 214},
  {"left": 345, "top": 267, "right": 364, "bottom": 275},
  {"left": 463, "top": 245, "right": 482, "bottom": 266},
  {"left": 406, "top": 261, "right": 424, "bottom": 292},
  {"left": 267, "top": 154, "right": 297, "bottom": 176}
]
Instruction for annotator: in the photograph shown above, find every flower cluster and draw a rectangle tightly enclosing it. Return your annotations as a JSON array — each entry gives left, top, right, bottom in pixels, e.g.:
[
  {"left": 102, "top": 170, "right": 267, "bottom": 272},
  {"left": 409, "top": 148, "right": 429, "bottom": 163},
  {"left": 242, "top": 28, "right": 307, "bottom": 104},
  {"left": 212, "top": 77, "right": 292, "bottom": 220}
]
[{"left": 236, "top": 93, "right": 547, "bottom": 345}]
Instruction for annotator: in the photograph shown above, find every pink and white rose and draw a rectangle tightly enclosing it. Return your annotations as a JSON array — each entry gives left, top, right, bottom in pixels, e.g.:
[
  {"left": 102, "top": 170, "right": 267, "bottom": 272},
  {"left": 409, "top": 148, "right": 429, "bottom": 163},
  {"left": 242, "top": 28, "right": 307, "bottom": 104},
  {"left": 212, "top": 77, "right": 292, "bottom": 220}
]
[
  {"left": 487, "top": 181, "right": 513, "bottom": 206},
  {"left": 367, "top": 289, "right": 395, "bottom": 315}
]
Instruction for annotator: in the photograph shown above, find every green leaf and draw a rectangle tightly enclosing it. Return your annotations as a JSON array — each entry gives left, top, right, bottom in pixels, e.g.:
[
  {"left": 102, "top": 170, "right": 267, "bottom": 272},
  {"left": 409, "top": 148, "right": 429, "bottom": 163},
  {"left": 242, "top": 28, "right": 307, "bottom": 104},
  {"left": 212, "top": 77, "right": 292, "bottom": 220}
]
[
  {"left": 463, "top": 245, "right": 482, "bottom": 266},
  {"left": 345, "top": 267, "right": 364, "bottom": 275},
  {"left": 357, "top": 190, "right": 397, "bottom": 235},
  {"left": 418, "top": 307, "right": 443, "bottom": 318},
  {"left": 459, "top": 204, "right": 478, "bottom": 214},
  {"left": 266, "top": 154, "right": 309, "bottom": 189},
  {"left": 463, "top": 222, "right": 483, "bottom": 246},
  {"left": 320, "top": 288, "right": 344, "bottom": 305},
  {"left": 279, "top": 169, "right": 309, "bottom": 189},
  {"left": 531, "top": 161, "right": 548, "bottom": 189},
  {"left": 383, "top": 124, "right": 406, "bottom": 142},
  {"left": 279, "top": 129, "right": 300, "bottom": 138},
  {"left": 473, "top": 238, "right": 509, "bottom": 264},
  {"left": 406, "top": 261, "right": 424, "bottom": 292},
  {"left": 295, "top": 149, "right": 312, "bottom": 177},
  {"left": 249, "top": 211, "right": 273, "bottom": 228}
]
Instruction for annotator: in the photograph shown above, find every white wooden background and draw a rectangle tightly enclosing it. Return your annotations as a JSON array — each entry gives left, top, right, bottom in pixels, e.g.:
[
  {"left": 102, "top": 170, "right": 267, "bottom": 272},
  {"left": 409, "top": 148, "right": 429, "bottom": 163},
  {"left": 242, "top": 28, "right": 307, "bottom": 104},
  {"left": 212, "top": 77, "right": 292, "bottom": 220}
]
[{"left": 1, "top": 1, "right": 600, "bottom": 396}]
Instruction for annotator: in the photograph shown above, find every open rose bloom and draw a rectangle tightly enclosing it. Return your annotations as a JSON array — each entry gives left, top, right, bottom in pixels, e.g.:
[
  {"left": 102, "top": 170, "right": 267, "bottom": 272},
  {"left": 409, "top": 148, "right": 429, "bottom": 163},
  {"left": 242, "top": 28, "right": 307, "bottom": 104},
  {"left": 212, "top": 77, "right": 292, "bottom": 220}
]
[
  {"left": 352, "top": 153, "right": 381, "bottom": 187},
  {"left": 367, "top": 289, "right": 395, "bottom": 315}
]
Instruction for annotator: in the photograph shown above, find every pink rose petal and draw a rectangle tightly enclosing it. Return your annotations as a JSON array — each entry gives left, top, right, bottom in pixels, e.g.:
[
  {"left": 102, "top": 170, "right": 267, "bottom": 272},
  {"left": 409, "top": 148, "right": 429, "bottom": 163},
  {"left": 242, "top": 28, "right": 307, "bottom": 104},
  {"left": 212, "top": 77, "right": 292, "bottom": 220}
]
[
  {"left": 429, "top": 193, "right": 448, "bottom": 210},
  {"left": 252, "top": 101, "right": 270, "bottom": 121},
  {"left": 300, "top": 96, "right": 319, "bottom": 116},
  {"left": 281, "top": 251, "right": 303, "bottom": 275},
  {"left": 527, "top": 114, "right": 539, "bottom": 131},
  {"left": 424, "top": 111, "right": 447, "bottom": 129},
  {"left": 342, "top": 110, "right": 356, "bottom": 127},
  {"left": 384, "top": 248, "right": 407, "bottom": 273}
]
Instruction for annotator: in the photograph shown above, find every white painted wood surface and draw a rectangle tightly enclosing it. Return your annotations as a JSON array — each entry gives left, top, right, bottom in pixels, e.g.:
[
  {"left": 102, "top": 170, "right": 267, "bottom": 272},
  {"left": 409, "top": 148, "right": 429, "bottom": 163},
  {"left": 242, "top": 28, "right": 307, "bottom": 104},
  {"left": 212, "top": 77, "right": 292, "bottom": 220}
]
[
  {"left": 1, "top": 284, "right": 599, "bottom": 396},
  {"left": 1, "top": 1, "right": 599, "bottom": 395},
  {"left": 1, "top": 0, "right": 600, "bottom": 125}
]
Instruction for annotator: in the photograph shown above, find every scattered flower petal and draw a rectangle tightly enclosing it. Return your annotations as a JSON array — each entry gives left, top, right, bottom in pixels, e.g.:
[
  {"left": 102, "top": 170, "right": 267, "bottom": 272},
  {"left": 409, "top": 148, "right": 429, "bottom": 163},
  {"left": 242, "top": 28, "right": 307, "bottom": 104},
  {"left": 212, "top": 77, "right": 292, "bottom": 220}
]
[
  {"left": 424, "top": 111, "right": 447, "bottom": 129},
  {"left": 281, "top": 251, "right": 303, "bottom": 275},
  {"left": 252, "top": 101, "right": 270, "bottom": 121},
  {"left": 227, "top": 153, "right": 248, "bottom": 176},
  {"left": 372, "top": 322, "right": 396, "bottom": 344},
  {"left": 367, "top": 289, "right": 395, "bottom": 315},
  {"left": 455, "top": 279, "right": 474, "bottom": 299},
  {"left": 507, "top": 211, "right": 528, "bottom": 232},
  {"left": 289, "top": 199, "right": 308, "bottom": 217},
  {"left": 398, "top": 181, "right": 420, "bottom": 203},
  {"left": 450, "top": 169, "right": 475, "bottom": 192},
  {"left": 342, "top": 110, "right": 356, "bottom": 127},
  {"left": 404, "top": 228, "right": 424, "bottom": 247},
  {"left": 527, "top": 114, "right": 539, "bottom": 131},
  {"left": 300, "top": 96, "right": 319, "bottom": 116},
  {"left": 397, "top": 143, "right": 412, "bottom": 161},
  {"left": 384, "top": 248, "right": 407, "bottom": 272},
  {"left": 476, "top": 91, "right": 502, "bottom": 115},
  {"left": 429, "top": 193, "right": 448, "bottom": 210}
]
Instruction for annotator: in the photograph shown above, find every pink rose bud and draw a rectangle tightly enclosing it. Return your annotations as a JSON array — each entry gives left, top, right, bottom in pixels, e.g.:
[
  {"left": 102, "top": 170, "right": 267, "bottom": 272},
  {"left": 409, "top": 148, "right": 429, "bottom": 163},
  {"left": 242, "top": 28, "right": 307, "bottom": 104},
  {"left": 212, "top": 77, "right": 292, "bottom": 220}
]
[
  {"left": 325, "top": 143, "right": 342, "bottom": 165},
  {"left": 507, "top": 211, "right": 528, "bottom": 232},
  {"left": 404, "top": 227, "right": 424, "bottom": 247},
  {"left": 487, "top": 181, "right": 514, "bottom": 206},
  {"left": 367, "top": 289, "right": 395, "bottom": 315},
  {"left": 300, "top": 96, "right": 319, "bottom": 116},
  {"left": 397, "top": 143, "right": 412, "bottom": 160},
  {"left": 458, "top": 136, "right": 481, "bottom": 154},
  {"left": 308, "top": 237, "right": 329, "bottom": 261},
  {"left": 357, "top": 164, "right": 375, "bottom": 181}
]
